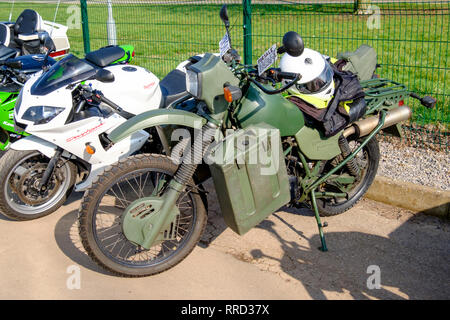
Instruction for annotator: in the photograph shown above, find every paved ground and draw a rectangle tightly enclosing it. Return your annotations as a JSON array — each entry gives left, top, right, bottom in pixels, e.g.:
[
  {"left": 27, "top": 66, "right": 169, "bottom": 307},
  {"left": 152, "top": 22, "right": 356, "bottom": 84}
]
[{"left": 0, "top": 182, "right": 449, "bottom": 300}]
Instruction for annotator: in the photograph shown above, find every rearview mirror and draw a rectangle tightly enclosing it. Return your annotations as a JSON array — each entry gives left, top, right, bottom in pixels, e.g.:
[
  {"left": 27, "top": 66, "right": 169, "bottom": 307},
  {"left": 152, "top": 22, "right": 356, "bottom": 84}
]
[
  {"left": 282, "top": 31, "right": 304, "bottom": 57},
  {"left": 44, "top": 36, "right": 56, "bottom": 53},
  {"left": 95, "top": 68, "right": 115, "bottom": 83},
  {"left": 220, "top": 5, "right": 230, "bottom": 27}
]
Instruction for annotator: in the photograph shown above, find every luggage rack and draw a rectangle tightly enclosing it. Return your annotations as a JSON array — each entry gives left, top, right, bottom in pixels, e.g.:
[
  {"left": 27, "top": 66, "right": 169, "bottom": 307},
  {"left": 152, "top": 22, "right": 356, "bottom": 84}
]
[{"left": 360, "top": 78, "right": 410, "bottom": 114}]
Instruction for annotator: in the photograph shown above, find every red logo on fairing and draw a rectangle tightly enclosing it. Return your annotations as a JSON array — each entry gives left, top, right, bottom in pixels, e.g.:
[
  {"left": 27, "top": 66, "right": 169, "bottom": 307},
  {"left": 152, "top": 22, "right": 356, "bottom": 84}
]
[
  {"left": 66, "top": 122, "right": 105, "bottom": 142},
  {"left": 144, "top": 82, "right": 155, "bottom": 89}
]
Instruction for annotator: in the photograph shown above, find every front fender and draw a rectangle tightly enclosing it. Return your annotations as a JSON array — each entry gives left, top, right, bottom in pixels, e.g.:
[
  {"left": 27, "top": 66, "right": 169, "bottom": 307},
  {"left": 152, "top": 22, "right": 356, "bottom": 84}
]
[
  {"left": 9, "top": 135, "right": 58, "bottom": 159},
  {"left": 108, "top": 109, "right": 207, "bottom": 143}
]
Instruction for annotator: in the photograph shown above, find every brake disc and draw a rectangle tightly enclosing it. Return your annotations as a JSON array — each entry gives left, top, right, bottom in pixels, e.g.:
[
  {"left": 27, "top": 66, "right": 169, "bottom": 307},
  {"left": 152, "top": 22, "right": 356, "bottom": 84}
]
[
  {"left": 16, "top": 163, "right": 62, "bottom": 206},
  {"left": 8, "top": 160, "right": 37, "bottom": 194}
]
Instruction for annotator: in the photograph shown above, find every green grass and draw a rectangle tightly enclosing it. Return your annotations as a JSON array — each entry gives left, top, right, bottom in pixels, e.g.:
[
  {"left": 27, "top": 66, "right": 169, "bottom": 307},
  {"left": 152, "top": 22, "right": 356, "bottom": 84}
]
[{"left": 0, "top": 1, "right": 448, "bottom": 130}]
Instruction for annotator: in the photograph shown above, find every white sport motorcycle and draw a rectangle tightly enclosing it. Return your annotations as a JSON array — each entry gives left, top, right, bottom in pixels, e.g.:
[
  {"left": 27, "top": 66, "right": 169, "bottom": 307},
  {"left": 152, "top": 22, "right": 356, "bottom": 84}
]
[{"left": 0, "top": 44, "right": 196, "bottom": 220}]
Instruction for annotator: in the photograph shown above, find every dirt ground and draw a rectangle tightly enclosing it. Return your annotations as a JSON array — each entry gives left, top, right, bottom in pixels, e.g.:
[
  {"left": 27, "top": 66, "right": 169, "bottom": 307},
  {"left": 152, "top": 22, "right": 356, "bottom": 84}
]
[{"left": 0, "top": 184, "right": 448, "bottom": 300}]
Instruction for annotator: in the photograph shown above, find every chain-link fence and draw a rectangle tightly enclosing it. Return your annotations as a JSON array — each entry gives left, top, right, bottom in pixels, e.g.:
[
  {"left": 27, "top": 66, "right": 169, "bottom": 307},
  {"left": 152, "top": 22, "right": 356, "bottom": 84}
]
[
  {"left": 249, "top": 0, "right": 449, "bottom": 151},
  {"left": 0, "top": 0, "right": 448, "bottom": 151}
]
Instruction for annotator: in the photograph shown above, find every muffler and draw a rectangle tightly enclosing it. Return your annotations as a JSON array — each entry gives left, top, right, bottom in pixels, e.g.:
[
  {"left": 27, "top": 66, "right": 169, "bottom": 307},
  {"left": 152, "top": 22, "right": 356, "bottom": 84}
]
[{"left": 343, "top": 105, "right": 412, "bottom": 138}]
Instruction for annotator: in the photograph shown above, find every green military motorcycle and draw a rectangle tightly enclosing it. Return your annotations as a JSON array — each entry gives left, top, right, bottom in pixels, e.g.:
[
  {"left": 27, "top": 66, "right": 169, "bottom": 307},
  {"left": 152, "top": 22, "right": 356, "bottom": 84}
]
[{"left": 78, "top": 6, "right": 435, "bottom": 277}]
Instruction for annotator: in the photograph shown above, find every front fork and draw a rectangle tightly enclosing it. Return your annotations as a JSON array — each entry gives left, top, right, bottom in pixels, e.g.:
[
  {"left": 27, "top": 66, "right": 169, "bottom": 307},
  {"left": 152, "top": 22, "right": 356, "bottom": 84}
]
[
  {"left": 39, "top": 147, "right": 63, "bottom": 188},
  {"left": 123, "top": 123, "right": 217, "bottom": 249}
]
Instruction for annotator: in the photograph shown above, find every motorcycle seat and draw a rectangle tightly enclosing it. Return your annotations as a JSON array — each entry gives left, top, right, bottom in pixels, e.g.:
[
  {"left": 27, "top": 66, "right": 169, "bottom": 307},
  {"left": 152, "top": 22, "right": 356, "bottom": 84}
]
[
  {"left": 0, "top": 23, "right": 11, "bottom": 46},
  {"left": 159, "top": 69, "right": 188, "bottom": 108},
  {"left": 17, "top": 33, "right": 40, "bottom": 41},
  {"left": 13, "top": 9, "right": 43, "bottom": 36},
  {"left": 0, "top": 44, "right": 19, "bottom": 60},
  {"left": 7, "top": 10, "right": 45, "bottom": 55},
  {"left": 85, "top": 46, "right": 125, "bottom": 68}
]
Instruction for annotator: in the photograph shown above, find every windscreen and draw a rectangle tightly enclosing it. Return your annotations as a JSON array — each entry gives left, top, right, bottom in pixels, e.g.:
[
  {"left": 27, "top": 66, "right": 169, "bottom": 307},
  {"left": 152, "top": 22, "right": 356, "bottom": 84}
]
[{"left": 30, "top": 54, "right": 96, "bottom": 95}]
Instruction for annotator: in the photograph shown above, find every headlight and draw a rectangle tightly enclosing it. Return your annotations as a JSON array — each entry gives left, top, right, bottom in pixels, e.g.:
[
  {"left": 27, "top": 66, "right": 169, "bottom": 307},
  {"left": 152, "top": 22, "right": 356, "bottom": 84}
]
[
  {"left": 22, "top": 106, "right": 64, "bottom": 124},
  {"left": 186, "top": 69, "right": 200, "bottom": 97}
]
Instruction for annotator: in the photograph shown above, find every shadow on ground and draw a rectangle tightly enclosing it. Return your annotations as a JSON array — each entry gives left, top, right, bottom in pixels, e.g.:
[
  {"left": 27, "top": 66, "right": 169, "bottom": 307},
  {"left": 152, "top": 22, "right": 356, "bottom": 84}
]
[
  {"left": 53, "top": 183, "right": 450, "bottom": 299},
  {"left": 54, "top": 192, "right": 112, "bottom": 276},
  {"left": 194, "top": 180, "right": 450, "bottom": 299},
  {"left": 249, "top": 208, "right": 450, "bottom": 300}
]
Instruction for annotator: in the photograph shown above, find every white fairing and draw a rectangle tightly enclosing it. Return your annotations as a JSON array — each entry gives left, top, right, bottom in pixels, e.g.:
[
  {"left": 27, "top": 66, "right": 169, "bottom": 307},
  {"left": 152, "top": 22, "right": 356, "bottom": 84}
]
[
  {"left": 87, "top": 65, "right": 162, "bottom": 114},
  {"left": 11, "top": 54, "right": 196, "bottom": 191},
  {"left": 12, "top": 65, "right": 163, "bottom": 191},
  {"left": 41, "top": 21, "right": 70, "bottom": 54}
]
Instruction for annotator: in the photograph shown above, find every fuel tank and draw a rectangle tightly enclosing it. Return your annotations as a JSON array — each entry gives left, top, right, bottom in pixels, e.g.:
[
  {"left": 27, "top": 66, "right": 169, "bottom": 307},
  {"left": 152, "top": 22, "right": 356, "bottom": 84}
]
[
  {"left": 232, "top": 82, "right": 304, "bottom": 137},
  {"left": 10, "top": 54, "right": 56, "bottom": 73},
  {"left": 87, "top": 64, "right": 162, "bottom": 115}
]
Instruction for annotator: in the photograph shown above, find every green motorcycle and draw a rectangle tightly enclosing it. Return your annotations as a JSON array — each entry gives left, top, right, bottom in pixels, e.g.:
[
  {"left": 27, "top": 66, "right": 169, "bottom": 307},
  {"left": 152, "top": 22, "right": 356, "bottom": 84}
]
[{"left": 78, "top": 6, "right": 435, "bottom": 277}]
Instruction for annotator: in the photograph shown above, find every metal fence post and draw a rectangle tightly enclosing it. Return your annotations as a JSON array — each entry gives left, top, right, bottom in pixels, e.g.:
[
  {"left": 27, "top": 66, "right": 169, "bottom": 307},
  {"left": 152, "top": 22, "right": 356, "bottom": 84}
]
[
  {"left": 80, "top": 0, "right": 90, "bottom": 53},
  {"left": 353, "top": 0, "right": 360, "bottom": 13},
  {"left": 243, "top": 0, "right": 252, "bottom": 65},
  {"left": 107, "top": 0, "right": 117, "bottom": 45}
]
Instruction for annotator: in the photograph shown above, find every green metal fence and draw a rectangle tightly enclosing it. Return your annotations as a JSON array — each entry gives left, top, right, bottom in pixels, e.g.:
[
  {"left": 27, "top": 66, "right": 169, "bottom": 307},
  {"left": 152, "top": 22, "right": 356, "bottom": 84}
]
[
  {"left": 248, "top": 0, "right": 449, "bottom": 151},
  {"left": 0, "top": 0, "right": 448, "bottom": 151}
]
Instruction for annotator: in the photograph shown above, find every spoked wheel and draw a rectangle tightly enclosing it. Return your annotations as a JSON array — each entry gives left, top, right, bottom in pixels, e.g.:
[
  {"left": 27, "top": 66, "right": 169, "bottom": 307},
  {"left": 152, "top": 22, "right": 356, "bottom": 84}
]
[
  {"left": 316, "top": 136, "right": 380, "bottom": 217},
  {"left": 0, "top": 149, "right": 76, "bottom": 220},
  {"left": 79, "top": 154, "right": 207, "bottom": 277}
]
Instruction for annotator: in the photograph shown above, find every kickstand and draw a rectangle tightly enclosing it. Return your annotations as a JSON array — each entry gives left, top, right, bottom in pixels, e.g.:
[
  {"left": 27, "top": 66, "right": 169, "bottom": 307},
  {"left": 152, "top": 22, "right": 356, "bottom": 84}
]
[{"left": 310, "top": 190, "right": 328, "bottom": 252}]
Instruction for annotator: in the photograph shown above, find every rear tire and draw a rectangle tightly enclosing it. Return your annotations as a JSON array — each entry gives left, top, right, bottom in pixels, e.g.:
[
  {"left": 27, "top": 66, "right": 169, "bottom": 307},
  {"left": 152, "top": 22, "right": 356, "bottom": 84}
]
[
  {"left": 316, "top": 137, "right": 380, "bottom": 216},
  {"left": 79, "top": 154, "right": 207, "bottom": 277},
  {"left": 0, "top": 149, "right": 76, "bottom": 220}
]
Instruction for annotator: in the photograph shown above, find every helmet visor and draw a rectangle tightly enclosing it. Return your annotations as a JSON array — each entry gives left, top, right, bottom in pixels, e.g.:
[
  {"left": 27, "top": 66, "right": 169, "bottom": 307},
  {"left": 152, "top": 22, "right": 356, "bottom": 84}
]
[{"left": 295, "top": 62, "right": 334, "bottom": 94}]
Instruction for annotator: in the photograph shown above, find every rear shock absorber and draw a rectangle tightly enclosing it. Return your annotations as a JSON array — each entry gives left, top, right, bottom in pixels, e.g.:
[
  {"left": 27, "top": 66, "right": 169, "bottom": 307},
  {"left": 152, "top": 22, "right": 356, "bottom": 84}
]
[{"left": 338, "top": 134, "right": 360, "bottom": 177}]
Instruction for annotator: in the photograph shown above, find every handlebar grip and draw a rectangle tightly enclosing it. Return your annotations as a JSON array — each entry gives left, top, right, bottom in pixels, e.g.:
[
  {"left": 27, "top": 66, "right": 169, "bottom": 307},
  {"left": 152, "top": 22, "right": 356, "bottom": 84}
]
[
  {"left": 277, "top": 71, "right": 299, "bottom": 80},
  {"left": 249, "top": 73, "right": 301, "bottom": 95},
  {"left": 277, "top": 46, "right": 286, "bottom": 54},
  {"left": 100, "top": 95, "right": 123, "bottom": 112},
  {"left": 5, "top": 60, "right": 23, "bottom": 70}
]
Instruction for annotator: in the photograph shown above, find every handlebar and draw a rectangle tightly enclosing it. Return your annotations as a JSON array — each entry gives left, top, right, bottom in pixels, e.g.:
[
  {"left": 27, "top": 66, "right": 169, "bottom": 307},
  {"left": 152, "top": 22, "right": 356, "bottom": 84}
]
[
  {"left": 248, "top": 73, "right": 301, "bottom": 95},
  {"left": 0, "top": 61, "right": 28, "bottom": 86},
  {"left": 78, "top": 86, "right": 135, "bottom": 119},
  {"left": 246, "top": 67, "right": 301, "bottom": 95},
  {"left": 0, "top": 60, "right": 23, "bottom": 69}
]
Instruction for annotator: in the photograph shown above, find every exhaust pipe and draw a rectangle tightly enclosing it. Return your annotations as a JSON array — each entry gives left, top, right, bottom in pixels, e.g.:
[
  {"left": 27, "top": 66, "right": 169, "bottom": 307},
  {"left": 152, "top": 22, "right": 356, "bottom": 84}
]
[{"left": 343, "top": 105, "right": 412, "bottom": 138}]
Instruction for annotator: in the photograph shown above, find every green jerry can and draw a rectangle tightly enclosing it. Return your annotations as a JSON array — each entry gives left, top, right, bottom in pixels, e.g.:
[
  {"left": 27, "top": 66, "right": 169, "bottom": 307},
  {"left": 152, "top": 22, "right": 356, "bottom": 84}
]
[{"left": 205, "top": 124, "right": 291, "bottom": 235}]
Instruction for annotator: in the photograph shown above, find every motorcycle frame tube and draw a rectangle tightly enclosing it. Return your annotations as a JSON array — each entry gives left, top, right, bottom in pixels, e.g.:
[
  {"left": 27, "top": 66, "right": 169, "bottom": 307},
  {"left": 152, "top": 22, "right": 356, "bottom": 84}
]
[{"left": 306, "top": 110, "right": 386, "bottom": 194}]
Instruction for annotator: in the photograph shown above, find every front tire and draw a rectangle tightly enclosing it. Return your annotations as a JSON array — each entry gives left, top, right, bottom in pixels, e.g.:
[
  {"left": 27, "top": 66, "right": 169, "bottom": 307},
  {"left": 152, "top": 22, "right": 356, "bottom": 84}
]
[
  {"left": 79, "top": 154, "right": 207, "bottom": 277},
  {"left": 0, "top": 149, "right": 77, "bottom": 220}
]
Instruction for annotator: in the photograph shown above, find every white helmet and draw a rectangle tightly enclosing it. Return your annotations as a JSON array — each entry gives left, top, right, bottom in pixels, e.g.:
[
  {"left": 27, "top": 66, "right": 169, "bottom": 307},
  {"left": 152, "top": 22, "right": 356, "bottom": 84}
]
[{"left": 280, "top": 48, "right": 335, "bottom": 104}]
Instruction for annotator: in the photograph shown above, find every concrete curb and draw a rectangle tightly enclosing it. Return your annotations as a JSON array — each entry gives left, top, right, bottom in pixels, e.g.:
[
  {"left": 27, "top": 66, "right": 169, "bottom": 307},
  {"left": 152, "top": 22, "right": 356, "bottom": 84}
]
[{"left": 365, "top": 175, "right": 450, "bottom": 218}]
